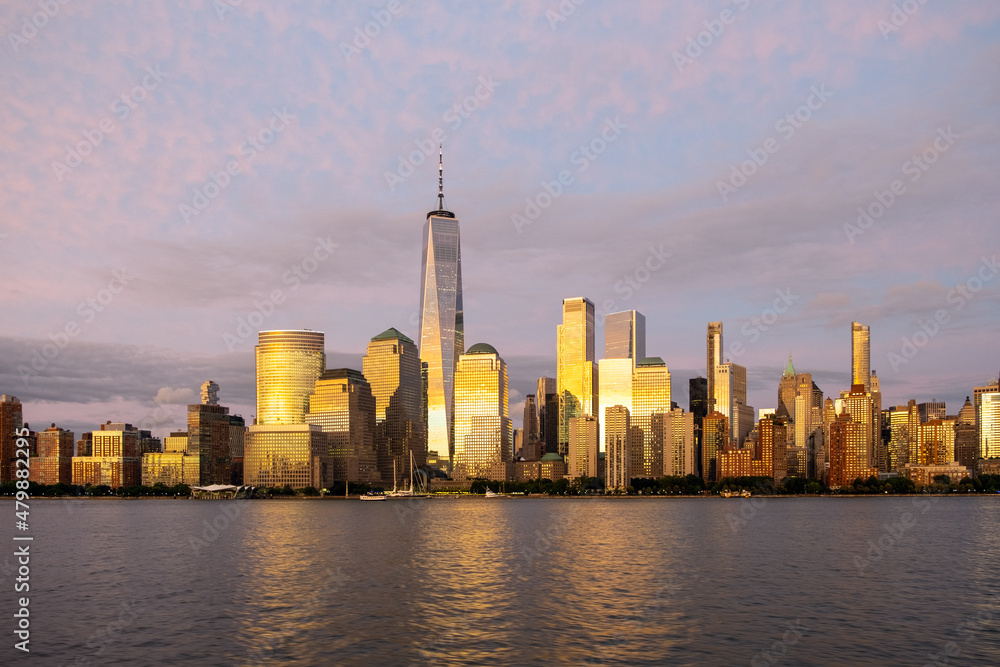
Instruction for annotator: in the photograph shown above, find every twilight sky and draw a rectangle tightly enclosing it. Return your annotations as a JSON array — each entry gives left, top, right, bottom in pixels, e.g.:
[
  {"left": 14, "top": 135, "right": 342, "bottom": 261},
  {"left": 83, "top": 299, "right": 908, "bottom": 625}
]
[{"left": 1, "top": 0, "right": 998, "bottom": 439}]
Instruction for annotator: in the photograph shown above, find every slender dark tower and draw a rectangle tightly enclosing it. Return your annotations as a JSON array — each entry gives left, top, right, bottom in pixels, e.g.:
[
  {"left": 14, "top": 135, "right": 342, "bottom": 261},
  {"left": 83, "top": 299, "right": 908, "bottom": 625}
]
[{"left": 418, "top": 146, "right": 464, "bottom": 473}]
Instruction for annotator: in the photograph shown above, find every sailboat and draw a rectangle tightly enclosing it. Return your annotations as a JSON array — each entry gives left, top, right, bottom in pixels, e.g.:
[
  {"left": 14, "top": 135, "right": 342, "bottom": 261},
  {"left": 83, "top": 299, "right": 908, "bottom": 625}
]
[{"left": 387, "top": 451, "right": 427, "bottom": 498}]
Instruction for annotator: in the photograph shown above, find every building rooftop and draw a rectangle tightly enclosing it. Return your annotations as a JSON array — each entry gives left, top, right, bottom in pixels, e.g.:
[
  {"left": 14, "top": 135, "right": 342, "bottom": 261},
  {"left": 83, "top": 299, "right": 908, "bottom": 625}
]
[
  {"left": 371, "top": 327, "right": 414, "bottom": 345},
  {"left": 637, "top": 356, "right": 665, "bottom": 367},
  {"left": 466, "top": 342, "right": 498, "bottom": 355}
]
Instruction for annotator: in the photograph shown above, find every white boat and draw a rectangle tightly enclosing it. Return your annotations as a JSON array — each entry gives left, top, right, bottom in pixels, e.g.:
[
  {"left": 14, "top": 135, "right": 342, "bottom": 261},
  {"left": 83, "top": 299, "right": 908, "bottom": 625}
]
[
  {"left": 387, "top": 451, "right": 427, "bottom": 497},
  {"left": 484, "top": 487, "right": 507, "bottom": 498},
  {"left": 360, "top": 491, "right": 387, "bottom": 501}
]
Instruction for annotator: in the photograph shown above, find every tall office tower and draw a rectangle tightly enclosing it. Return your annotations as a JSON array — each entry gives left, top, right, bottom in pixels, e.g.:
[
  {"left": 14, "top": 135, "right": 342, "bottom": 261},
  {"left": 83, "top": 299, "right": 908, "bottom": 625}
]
[
  {"left": 201, "top": 380, "right": 220, "bottom": 406},
  {"left": 918, "top": 401, "right": 947, "bottom": 423},
  {"left": 188, "top": 401, "right": 233, "bottom": 486},
  {"left": 0, "top": 395, "right": 23, "bottom": 483},
  {"left": 598, "top": 357, "right": 634, "bottom": 454},
  {"left": 914, "top": 419, "right": 956, "bottom": 466},
  {"left": 30, "top": 424, "right": 75, "bottom": 485},
  {"left": 981, "top": 392, "right": 1000, "bottom": 459},
  {"left": 568, "top": 415, "right": 599, "bottom": 480},
  {"left": 841, "top": 384, "right": 875, "bottom": 468},
  {"left": 954, "top": 396, "right": 978, "bottom": 469},
  {"left": 828, "top": 413, "right": 877, "bottom": 487},
  {"left": 605, "top": 405, "right": 631, "bottom": 491},
  {"left": 256, "top": 330, "right": 325, "bottom": 425},
  {"left": 557, "top": 297, "right": 598, "bottom": 455},
  {"left": 870, "top": 371, "right": 885, "bottom": 471},
  {"left": 973, "top": 377, "right": 1000, "bottom": 441},
  {"left": 305, "top": 369, "right": 379, "bottom": 485},
  {"left": 706, "top": 322, "right": 723, "bottom": 412},
  {"left": 229, "top": 414, "right": 246, "bottom": 485},
  {"left": 755, "top": 416, "right": 787, "bottom": 483},
  {"left": 689, "top": 377, "right": 707, "bottom": 421},
  {"left": 958, "top": 397, "right": 976, "bottom": 425},
  {"left": 71, "top": 422, "right": 140, "bottom": 488},
  {"left": 701, "top": 411, "right": 728, "bottom": 483},
  {"left": 523, "top": 395, "right": 539, "bottom": 451},
  {"left": 632, "top": 357, "right": 672, "bottom": 477},
  {"left": 244, "top": 423, "right": 330, "bottom": 489},
  {"left": 453, "top": 343, "right": 512, "bottom": 482},
  {"left": 714, "top": 362, "right": 751, "bottom": 447},
  {"left": 604, "top": 310, "right": 646, "bottom": 361},
  {"left": 886, "top": 403, "right": 917, "bottom": 471},
  {"left": 536, "top": 377, "right": 558, "bottom": 455},
  {"left": 419, "top": 149, "right": 464, "bottom": 472},
  {"left": 363, "top": 328, "right": 426, "bottom": 484},
  {"left": 851, "top": 322, "right": 871, "bottom": 392}
]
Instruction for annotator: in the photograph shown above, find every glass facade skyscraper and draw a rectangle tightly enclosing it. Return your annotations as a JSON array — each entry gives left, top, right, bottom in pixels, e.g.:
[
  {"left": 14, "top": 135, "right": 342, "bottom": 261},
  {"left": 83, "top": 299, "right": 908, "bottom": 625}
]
[
  {"left": 363, "top": 328, "right": 426, "bottom": 481},
  {"left": 419, "top": 167, "right": 464, "bottom": 472},
  {"left": 851, "top": 321, "right": 871, "bottom": 393},
  {"left": 305, "top": 369, "right": 381, "bottom": 484},
  {"left": 706, "top": 322, "right": 723, "bottom": 413},
  {"left": 633, "top": 357, "right": 672, "bottom": 477},
  {"left": 604, "top": 310, "right": 646, "bottom": 361},
  {"left": 255, "top": 330, "right": 325, "bottom": 425},
  {"left": 452, "top": 343, "right": 511, "bottom": 481},
  {"left": 557, "top": 297, "right": 597, "bottom": 455}
]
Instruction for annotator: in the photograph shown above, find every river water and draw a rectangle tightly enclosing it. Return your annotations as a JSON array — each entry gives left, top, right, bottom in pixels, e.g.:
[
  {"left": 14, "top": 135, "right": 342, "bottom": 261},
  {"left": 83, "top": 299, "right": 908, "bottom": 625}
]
[{"left": 5, "top": 496, "right": 999, "bottom": 665}]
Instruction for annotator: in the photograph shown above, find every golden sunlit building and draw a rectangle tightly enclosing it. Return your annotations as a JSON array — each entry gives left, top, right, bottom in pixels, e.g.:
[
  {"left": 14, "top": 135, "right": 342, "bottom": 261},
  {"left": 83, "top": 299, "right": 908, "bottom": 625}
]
[
  {"left": 244, "top": 423, "right": 330, "bottom": 489},
  {"left": 568, "top": 415, "right": 598, "bottom": 480},
  {"left": 662, "top": 408, "right": 695, "bottom": 477},
  {"left": 305, "top": 369, "right": 380, "bottom": 485},
  {"left": 557, "top": 297, "right": 598, "bottom": 456},
  {"left": 597, "top": 357, "right": 633, "bottom": 454},
  {"left": 632, "top": 357, "right": 672, "bottom": 477},
  {"left": 453, "top": 343, "right": 512, "bottom": 481},
  {"left": 701, "top": 411, "right": 728, "bottom": 483},
  {"left": 851, "top": 321, "right": 871, "bottom": 392},
  {"left": 255, "top": 330, "right": 325, "bottom": 425},
  {"left": 706, "top": 322, "right": 723, "bottom": 413},
  {"left": 981, "top": 392, "right": 1000, "bottom": 459},
  {"left": 828, "top": 413, "right": 877, "bottom": 487},
  {"left": 29, "top": 424, "right": 74, "bottom": 486},
  {"left": 71, "top": 423, "right": 140, "bottom": 488},
  {"left": 719, "top": 446, "right": 751, "bottom": 479},
  {"left": 141, "top": 452, "right": 200, "bottom": 487},
  {"left": 605, "top": 405, "right": 631, "bottom": 491},
  {"left": 756, "top": 415, "right": 786, "bottom": 482},
  {"left": 419, "top": 163, "right": 465, "bottom": 474},
  {"left": 914, "top": 419, "right": 956, "bottom": 466},
  {"left": 840, "top": 384, "right": 875, "bottom": 468},
  {"left": 363, "top": 328, "right": 426, "bottom": 484}
]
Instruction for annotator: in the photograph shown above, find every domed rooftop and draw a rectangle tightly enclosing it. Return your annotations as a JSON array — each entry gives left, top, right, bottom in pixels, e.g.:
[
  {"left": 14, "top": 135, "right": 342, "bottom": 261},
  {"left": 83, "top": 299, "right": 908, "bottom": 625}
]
[
  {"left": 540, "top": 452, "right": 563, "bottom": 462},
  {"left": 466, "top": 342, "right": 498, "bottom": 355}
]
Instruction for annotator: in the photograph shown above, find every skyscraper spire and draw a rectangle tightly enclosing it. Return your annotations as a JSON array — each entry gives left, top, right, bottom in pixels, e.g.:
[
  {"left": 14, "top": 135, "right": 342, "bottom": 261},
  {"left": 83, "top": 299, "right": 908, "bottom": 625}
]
[{"left": 438, "top": 143, "right": 444, "bottom": 211}]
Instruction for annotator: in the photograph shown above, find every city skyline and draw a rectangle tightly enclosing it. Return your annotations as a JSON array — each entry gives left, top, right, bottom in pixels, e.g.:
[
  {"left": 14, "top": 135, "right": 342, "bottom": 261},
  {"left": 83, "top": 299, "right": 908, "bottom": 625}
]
[{"left": 2, "top": 2, "right": 999, "bottom": 441}]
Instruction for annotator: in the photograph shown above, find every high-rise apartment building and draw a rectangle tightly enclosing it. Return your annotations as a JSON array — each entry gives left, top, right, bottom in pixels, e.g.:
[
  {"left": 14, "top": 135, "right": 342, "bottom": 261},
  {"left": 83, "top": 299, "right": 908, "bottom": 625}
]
[
  {"left": 30, "top": 424, "right": 74, "bottom": 486},
  {"left": 605, "top": 405, "right": 631, "bottom": 491},
  {"left": 702, "top": 411, "right": 728, "bottom": 483},
  {"left": 557, "top": 297, "right": 598, "bottom": 455},
  {"left": 0, "top": 395, "right": 23, "bottom": 483},
  {"left": 305, "top": 369, "right": 380, "bottom": 485},
  {"left": 453, "top": 343, "right": 512, "bottom": 482},
  {"left": 714, "top": 362, "right": 752, "bottom": 447},
  {"left": 363, "top": 328, "right": 426, "bottom": 483},
  {"left": 706, "top": 322, "right": 723, "bottom": 412},
  {"left": 568, "top": 415, "right": 599, "bottom": 480},
  {"left": 604, "top": 310, "right": 646, "bottom": 361},
  {"left": 523, "top": 395, "right": 539, "bottom": 457},
  {"left": 419, "top": 150, "right": 464, "bottom": 472},
  {"left": 71, "top": 422, "right": 140, "bottom": 488},
  {"left": 914, "top": 419, "right": 956, "bottom": 466},
  {"left": 661, "top": 408, "right": 695, "bottom": 477},
  {"left": 851, "top": 322, "right": 871, "bottom": 393},
  {"left": 840, "top": 384, "right": 875, "bottom": 469},
  {"left": 828, "top": 413, "right": 878, "bottom": 487},
  {"left": 201, "top": 380, "right": 220, "bottom": 406},
  {"left": 255, "top": 330, "right": 325, "bottom": 425}
]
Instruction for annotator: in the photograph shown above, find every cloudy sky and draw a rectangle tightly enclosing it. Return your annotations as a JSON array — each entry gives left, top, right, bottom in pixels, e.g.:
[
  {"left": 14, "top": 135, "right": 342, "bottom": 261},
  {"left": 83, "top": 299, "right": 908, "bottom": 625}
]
[{"left": 1, "top": 0, "right": 998, "bottom": 439}]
